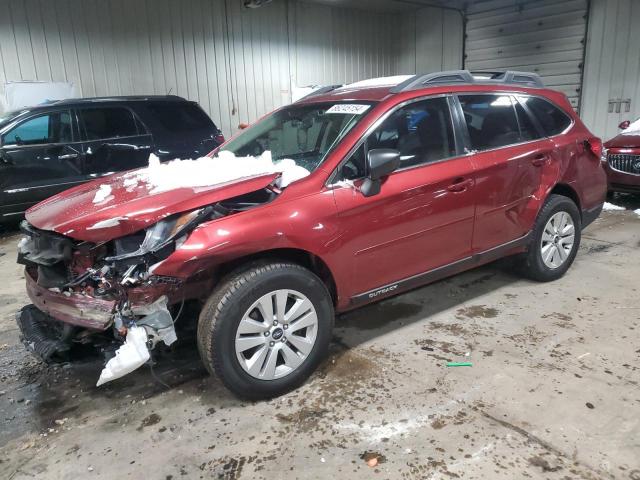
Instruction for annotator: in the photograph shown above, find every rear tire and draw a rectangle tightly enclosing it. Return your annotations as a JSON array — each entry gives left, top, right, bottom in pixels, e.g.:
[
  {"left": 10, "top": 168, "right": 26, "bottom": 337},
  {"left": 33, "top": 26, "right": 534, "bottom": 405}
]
[
  {"left": 197, "top": 261, "right": 334, "bottom": 400},
  {"left": 519, "top": 194, "right": 581, "bottom": 282}
]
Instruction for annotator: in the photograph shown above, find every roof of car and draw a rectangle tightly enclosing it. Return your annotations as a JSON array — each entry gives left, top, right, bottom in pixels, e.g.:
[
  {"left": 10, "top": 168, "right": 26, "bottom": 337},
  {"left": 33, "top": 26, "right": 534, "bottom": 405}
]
[
  {"left": 21, "top": 95, "right": 189, "bottom": 110},
  {"left": 297, "top": 70, "right": 550, "bottom": 104}
]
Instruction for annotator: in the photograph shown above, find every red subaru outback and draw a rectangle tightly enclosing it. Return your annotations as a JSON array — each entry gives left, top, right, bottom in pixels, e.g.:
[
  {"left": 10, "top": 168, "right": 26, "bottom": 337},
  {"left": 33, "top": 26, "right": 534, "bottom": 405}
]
[{"left": 16, "top": 71, "right": 606, "bottom": 399}]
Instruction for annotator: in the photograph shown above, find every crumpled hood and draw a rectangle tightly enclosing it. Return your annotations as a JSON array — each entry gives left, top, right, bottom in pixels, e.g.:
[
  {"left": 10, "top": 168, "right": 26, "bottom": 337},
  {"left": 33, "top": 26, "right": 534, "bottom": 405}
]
[{"left": 26, "top": 171, "right": 279, "bottom": 243}]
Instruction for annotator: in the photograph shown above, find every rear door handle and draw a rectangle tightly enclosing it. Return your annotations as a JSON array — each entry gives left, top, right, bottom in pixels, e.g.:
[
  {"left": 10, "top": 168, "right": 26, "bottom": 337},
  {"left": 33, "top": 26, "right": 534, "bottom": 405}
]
[
  {"left": 531, "top": 154, "right": 549, "bottom": 167},
  {"left": 447, "top": 178, "right": 473, "bottom": 193}
]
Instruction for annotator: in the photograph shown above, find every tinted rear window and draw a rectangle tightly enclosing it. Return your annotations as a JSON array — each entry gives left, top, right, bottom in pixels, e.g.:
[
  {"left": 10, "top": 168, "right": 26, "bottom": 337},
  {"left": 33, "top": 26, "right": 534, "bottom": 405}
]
[
  {"left": 522, "top": 97, "right": 572, "bottom": 136},
  {"left": 458, "top": 94, "right": 521, "bottom": 150},
  {"left": 146, "top": 103, "right": 214, "bottom": 133},
  {"left": 80, "top": 107, "right": 138, "bottom": 140}
]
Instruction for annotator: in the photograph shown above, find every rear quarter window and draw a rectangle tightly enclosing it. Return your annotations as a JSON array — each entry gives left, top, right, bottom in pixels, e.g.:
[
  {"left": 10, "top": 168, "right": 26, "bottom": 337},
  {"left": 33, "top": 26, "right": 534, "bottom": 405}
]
[
  {"left": 522, "top": 97, "right": 572, "bottom": 136},
  {"left": 146, "top": 103, "right": 215, "bottom": 133}
]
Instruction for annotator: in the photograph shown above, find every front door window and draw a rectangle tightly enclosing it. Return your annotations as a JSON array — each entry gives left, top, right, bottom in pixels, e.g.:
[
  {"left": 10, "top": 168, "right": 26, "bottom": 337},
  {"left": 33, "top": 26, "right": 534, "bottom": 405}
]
[{"left": 2, "top": 112, "right": 72, "bottom": 146}]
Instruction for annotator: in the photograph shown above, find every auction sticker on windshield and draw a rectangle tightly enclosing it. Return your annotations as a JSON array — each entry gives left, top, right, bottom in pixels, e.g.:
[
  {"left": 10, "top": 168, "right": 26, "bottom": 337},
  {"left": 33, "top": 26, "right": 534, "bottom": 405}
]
[{"left": 326, "top": 104, "right": 371, "bottom": 115}]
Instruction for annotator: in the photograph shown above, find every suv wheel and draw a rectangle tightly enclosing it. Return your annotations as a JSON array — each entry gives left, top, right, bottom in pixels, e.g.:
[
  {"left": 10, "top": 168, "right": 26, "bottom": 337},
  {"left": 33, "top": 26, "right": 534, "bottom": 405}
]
[
  {"left": 197, "top": 262, "right": 334, "bottom": 399},
  {"left": 520, "top": 194, "right": 581, "bottom": 282}
]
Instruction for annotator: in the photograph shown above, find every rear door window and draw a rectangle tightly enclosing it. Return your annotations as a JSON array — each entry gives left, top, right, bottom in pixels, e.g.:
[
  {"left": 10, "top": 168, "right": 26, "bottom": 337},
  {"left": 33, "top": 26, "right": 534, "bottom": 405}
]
[
  {"left": 146, "top": 103, "right": 214, "bottom": 133},
  {"left": 458, "top": 94, "right": 521, "bottom": 150},
  {"left": 2, "top": 111, "right": 73, "bottom": 146},
  {"left": 520, "top": 97, "right": 572, "bottom": 136},
  {"left": 79, "top": 107, "right": 138, "bottom": 140}
]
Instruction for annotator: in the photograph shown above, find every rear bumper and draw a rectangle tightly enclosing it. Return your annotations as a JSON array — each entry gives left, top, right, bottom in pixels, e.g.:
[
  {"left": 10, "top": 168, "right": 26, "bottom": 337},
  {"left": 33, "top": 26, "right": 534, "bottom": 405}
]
[{"left": 25, "top": 268, "right": 115, "bottom": 330}]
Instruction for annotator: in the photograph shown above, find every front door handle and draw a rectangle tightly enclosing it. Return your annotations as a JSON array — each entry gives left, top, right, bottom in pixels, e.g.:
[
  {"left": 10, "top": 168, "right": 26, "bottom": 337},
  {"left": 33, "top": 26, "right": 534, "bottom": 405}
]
[
  {"left": 58, "top": 153, "right": 78, "bottom": 160},
  {"left": 531, "top": 154, "right": 549, "bottom": 167},
  {"left": 0, "top": 152, "right": 13, "bottom": 165},
  {"left": 447, "top": 178, "right": 473, "bottom": 193}
]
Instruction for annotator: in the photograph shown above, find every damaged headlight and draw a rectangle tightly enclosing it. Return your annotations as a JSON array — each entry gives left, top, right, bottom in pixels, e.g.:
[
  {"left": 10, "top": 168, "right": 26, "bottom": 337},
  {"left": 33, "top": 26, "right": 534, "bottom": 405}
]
[{"left": 107, "top": 207, "right": 214, "bottom": 265}]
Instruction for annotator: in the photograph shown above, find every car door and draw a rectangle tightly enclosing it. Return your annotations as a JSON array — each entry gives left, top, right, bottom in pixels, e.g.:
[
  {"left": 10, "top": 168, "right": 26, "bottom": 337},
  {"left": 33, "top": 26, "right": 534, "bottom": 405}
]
[
  {"left": 77, "top": 106, "right": 153, "bottom": 178},
  {"left": 331, "top": 96, "right": 476, "bottom": 300},
  {"left": 455, "top": 93, "right": 552, "bottom": 253},
  {"left": 0, "top": 109, "right": 85, "bottom": 218}
]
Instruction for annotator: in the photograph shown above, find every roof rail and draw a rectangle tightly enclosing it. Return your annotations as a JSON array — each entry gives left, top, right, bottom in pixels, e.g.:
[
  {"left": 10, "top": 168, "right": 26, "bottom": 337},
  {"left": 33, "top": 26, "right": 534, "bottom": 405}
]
[
  {"left": 470, "top": 70, "right": 545, "bottom": 88},
  {"left": 49, "top": 95, "right": 187, "bottom": 105},
  {"left": 295, "top": 84, "right": 343, "bottom": 102},
  {"left": 390, "top": 70, "right": 544, "bottom": 93}
]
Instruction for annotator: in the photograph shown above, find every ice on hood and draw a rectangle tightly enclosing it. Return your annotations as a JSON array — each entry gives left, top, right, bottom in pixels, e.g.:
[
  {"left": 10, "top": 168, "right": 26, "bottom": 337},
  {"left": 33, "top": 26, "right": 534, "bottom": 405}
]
[{"left": 120, "top": 150, "right": 310, "bottom": 195}]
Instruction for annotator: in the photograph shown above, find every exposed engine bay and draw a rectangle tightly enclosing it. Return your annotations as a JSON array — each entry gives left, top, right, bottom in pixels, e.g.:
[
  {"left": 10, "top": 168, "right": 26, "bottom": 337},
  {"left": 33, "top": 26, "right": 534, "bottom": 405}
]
[{"left": 15, "top": 186, "right": 278, "bottom": 385}]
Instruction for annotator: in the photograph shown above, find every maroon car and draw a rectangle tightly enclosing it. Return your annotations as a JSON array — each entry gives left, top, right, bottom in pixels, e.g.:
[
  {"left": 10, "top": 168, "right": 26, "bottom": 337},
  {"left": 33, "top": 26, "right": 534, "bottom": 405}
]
[
  {"left": 15, "top": 70, "right": 606, "bottom": 399},
  {"left": 604, "top": 118, "right": 640, "bottom": 194}
]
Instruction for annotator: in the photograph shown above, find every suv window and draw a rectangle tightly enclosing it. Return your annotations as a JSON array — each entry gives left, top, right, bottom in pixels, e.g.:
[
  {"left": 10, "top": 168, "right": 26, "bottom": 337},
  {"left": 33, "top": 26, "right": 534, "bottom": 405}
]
[
  {"left": 146, "top": 103, "right": 214, "bottom": 133},
  {"left": 339, "top": 97, "right": 456, "bottom": 180},
  {"left": 79, "top": 107, "right": 138, "bottom": 140},
  {"left": 514, "top": 101, "right": 542, "bottom": 141},
  {"left": 458, "top": 94, "right": 521, "bottom": 150},
  {"left": 2, "top": 111, "right": 72, "bottom": 146},
  {"left": 522, "top": 97, "right": 572, "bottom": 136}
]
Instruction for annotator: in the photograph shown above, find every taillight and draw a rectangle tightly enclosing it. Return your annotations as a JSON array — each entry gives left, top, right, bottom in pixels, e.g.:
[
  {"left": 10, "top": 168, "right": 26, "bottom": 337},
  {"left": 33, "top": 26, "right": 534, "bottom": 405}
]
[
  {"left": 585, "top": 137, "right": 603, "bottom": 158},
  {"left": 214, "top": 131, "right": 225, "bottom": 145}
]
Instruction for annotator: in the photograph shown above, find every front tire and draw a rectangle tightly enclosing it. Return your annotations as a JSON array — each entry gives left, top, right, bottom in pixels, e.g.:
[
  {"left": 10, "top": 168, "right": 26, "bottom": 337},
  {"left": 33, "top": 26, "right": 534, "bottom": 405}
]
[
  {"left": 519, "top": 194, "right": 581, "bottom": 282},
  {"left": 197, "top": 261, "right": 334, "bottom": 399}
]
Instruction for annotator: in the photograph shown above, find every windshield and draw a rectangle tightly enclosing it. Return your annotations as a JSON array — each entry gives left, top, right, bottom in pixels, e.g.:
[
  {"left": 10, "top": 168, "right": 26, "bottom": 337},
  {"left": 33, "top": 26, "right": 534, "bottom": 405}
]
[{"left": 218, "top": 102, "right": 374, "bottom": 173}]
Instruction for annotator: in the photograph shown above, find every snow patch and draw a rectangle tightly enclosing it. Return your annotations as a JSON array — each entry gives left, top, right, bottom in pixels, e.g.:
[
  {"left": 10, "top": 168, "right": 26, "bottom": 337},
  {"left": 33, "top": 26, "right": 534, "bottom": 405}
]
[
  {"left": 93, "top": 184, "right": 112, "bottom": 204},
  {"left": 622, "top": 117, "right": 640, "bottom": 134},
  {"left": 341, "top": 75, "right": 413, "bottom": 89},
  {"left": 123, "top": 151, "right": 310, "bottom": 194},
  {"left": 86, "top": 217, "right": 128, "bottom": 230},
  {"left": 602, "top": 202, "right": 625, "bottom": 211},
  {"left": 634, "top": 208, "right": 640, "bottom": 217}
]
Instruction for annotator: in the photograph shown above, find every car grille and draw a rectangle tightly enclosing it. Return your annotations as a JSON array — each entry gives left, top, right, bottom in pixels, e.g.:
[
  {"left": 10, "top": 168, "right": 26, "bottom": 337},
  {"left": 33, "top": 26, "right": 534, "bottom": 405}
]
[{"left": 608, "top": 153, "right": 640, "bottom": 175}]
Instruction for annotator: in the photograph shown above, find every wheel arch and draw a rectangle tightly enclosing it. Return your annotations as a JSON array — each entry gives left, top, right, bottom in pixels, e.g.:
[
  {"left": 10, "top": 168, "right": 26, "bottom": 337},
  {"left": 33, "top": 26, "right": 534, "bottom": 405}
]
[
  {"left": 547, "top": 183, "right": 582, "bottom": 217},
  {"left": 215, "top": 248, "right": 339, "bottom": 306}
]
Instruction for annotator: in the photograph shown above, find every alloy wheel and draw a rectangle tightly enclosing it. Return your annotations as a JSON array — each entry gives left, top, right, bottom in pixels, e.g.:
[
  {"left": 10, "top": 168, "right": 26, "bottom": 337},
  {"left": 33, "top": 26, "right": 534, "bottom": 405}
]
[
  {"left": 234, "top": 289, "right": 318, "bottom": 380},
  {"left": 540, "top": 211, "right": 575, "bottom": 269}
]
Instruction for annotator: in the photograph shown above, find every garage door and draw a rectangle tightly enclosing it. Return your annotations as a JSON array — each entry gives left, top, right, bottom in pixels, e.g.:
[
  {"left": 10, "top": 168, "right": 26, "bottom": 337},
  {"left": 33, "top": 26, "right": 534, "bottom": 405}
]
[{"left": 465, "top": 0, "right": 588, "bottom": 112}]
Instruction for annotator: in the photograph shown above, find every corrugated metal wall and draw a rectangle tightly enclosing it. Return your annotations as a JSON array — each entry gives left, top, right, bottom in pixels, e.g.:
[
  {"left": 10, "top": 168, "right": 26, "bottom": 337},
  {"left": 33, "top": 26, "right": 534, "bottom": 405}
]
[
  {"left": 290, "top": 2, "right": 401, "bottom": 86},
  {"left": 398, "top": 6, "right": 464, "bottom": 74},
  {"left": 0, "top": 0, "right": 462, "bottom": 137},
  {"left": 465, "top": 0, "right": 588, "bottom": 111},
  {"left": 580, "top": 0, "right": 640, "bottom": 139}
]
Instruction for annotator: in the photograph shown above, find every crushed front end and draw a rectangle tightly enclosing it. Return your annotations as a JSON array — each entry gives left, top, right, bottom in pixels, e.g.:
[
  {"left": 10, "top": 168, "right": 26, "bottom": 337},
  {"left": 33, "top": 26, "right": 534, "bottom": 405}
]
[{"left": 15, "top": 209, "right": 221, "bottom": 385}]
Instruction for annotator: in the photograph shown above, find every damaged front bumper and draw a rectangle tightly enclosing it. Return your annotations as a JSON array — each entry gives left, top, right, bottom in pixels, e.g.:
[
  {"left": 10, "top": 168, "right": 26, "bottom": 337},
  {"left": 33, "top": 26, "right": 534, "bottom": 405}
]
[
  {"left": 15, "top": 215, "right": 216, "bottom": 386},
  {"left": 19, "top": 265, "right": 187, "bottom": 386},
  {"left": 25, "top": 267, "right": 116, "bottom": 330}
]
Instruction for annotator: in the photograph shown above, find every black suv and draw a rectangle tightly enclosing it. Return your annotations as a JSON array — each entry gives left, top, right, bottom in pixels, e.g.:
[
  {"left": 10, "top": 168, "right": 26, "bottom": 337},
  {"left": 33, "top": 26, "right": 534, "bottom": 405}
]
[{"left": 0, "top": 96, "right": 224, "bottom": 222}]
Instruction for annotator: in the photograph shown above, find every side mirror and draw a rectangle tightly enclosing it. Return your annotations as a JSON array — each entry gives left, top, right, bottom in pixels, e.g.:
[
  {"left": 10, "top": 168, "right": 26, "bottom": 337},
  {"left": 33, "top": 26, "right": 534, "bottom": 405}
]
[
  {"left": 619, "top": 120, "right": 631, "bottom": 130},
  {"left": 361, "top": 148, "right": 400, "bottom": 197}
]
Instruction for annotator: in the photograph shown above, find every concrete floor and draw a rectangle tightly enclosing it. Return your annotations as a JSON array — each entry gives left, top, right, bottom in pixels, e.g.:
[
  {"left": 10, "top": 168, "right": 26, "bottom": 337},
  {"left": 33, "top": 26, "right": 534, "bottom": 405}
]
[{"left": 0, "top": 197, "right": 639, "bottom": 480}]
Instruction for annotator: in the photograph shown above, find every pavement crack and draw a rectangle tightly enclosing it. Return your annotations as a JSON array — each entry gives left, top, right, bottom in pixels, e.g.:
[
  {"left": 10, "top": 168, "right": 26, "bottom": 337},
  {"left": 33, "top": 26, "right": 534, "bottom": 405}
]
[{"left": 480, "top": 410, "right": 615, "bottom": 480}]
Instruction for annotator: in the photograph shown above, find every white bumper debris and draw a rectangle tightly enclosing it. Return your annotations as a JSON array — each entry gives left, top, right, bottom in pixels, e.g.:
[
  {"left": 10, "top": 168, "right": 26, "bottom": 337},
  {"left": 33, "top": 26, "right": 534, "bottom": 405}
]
[{"left": 96, "top": 327, "right": 150, "bottom": 386}]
